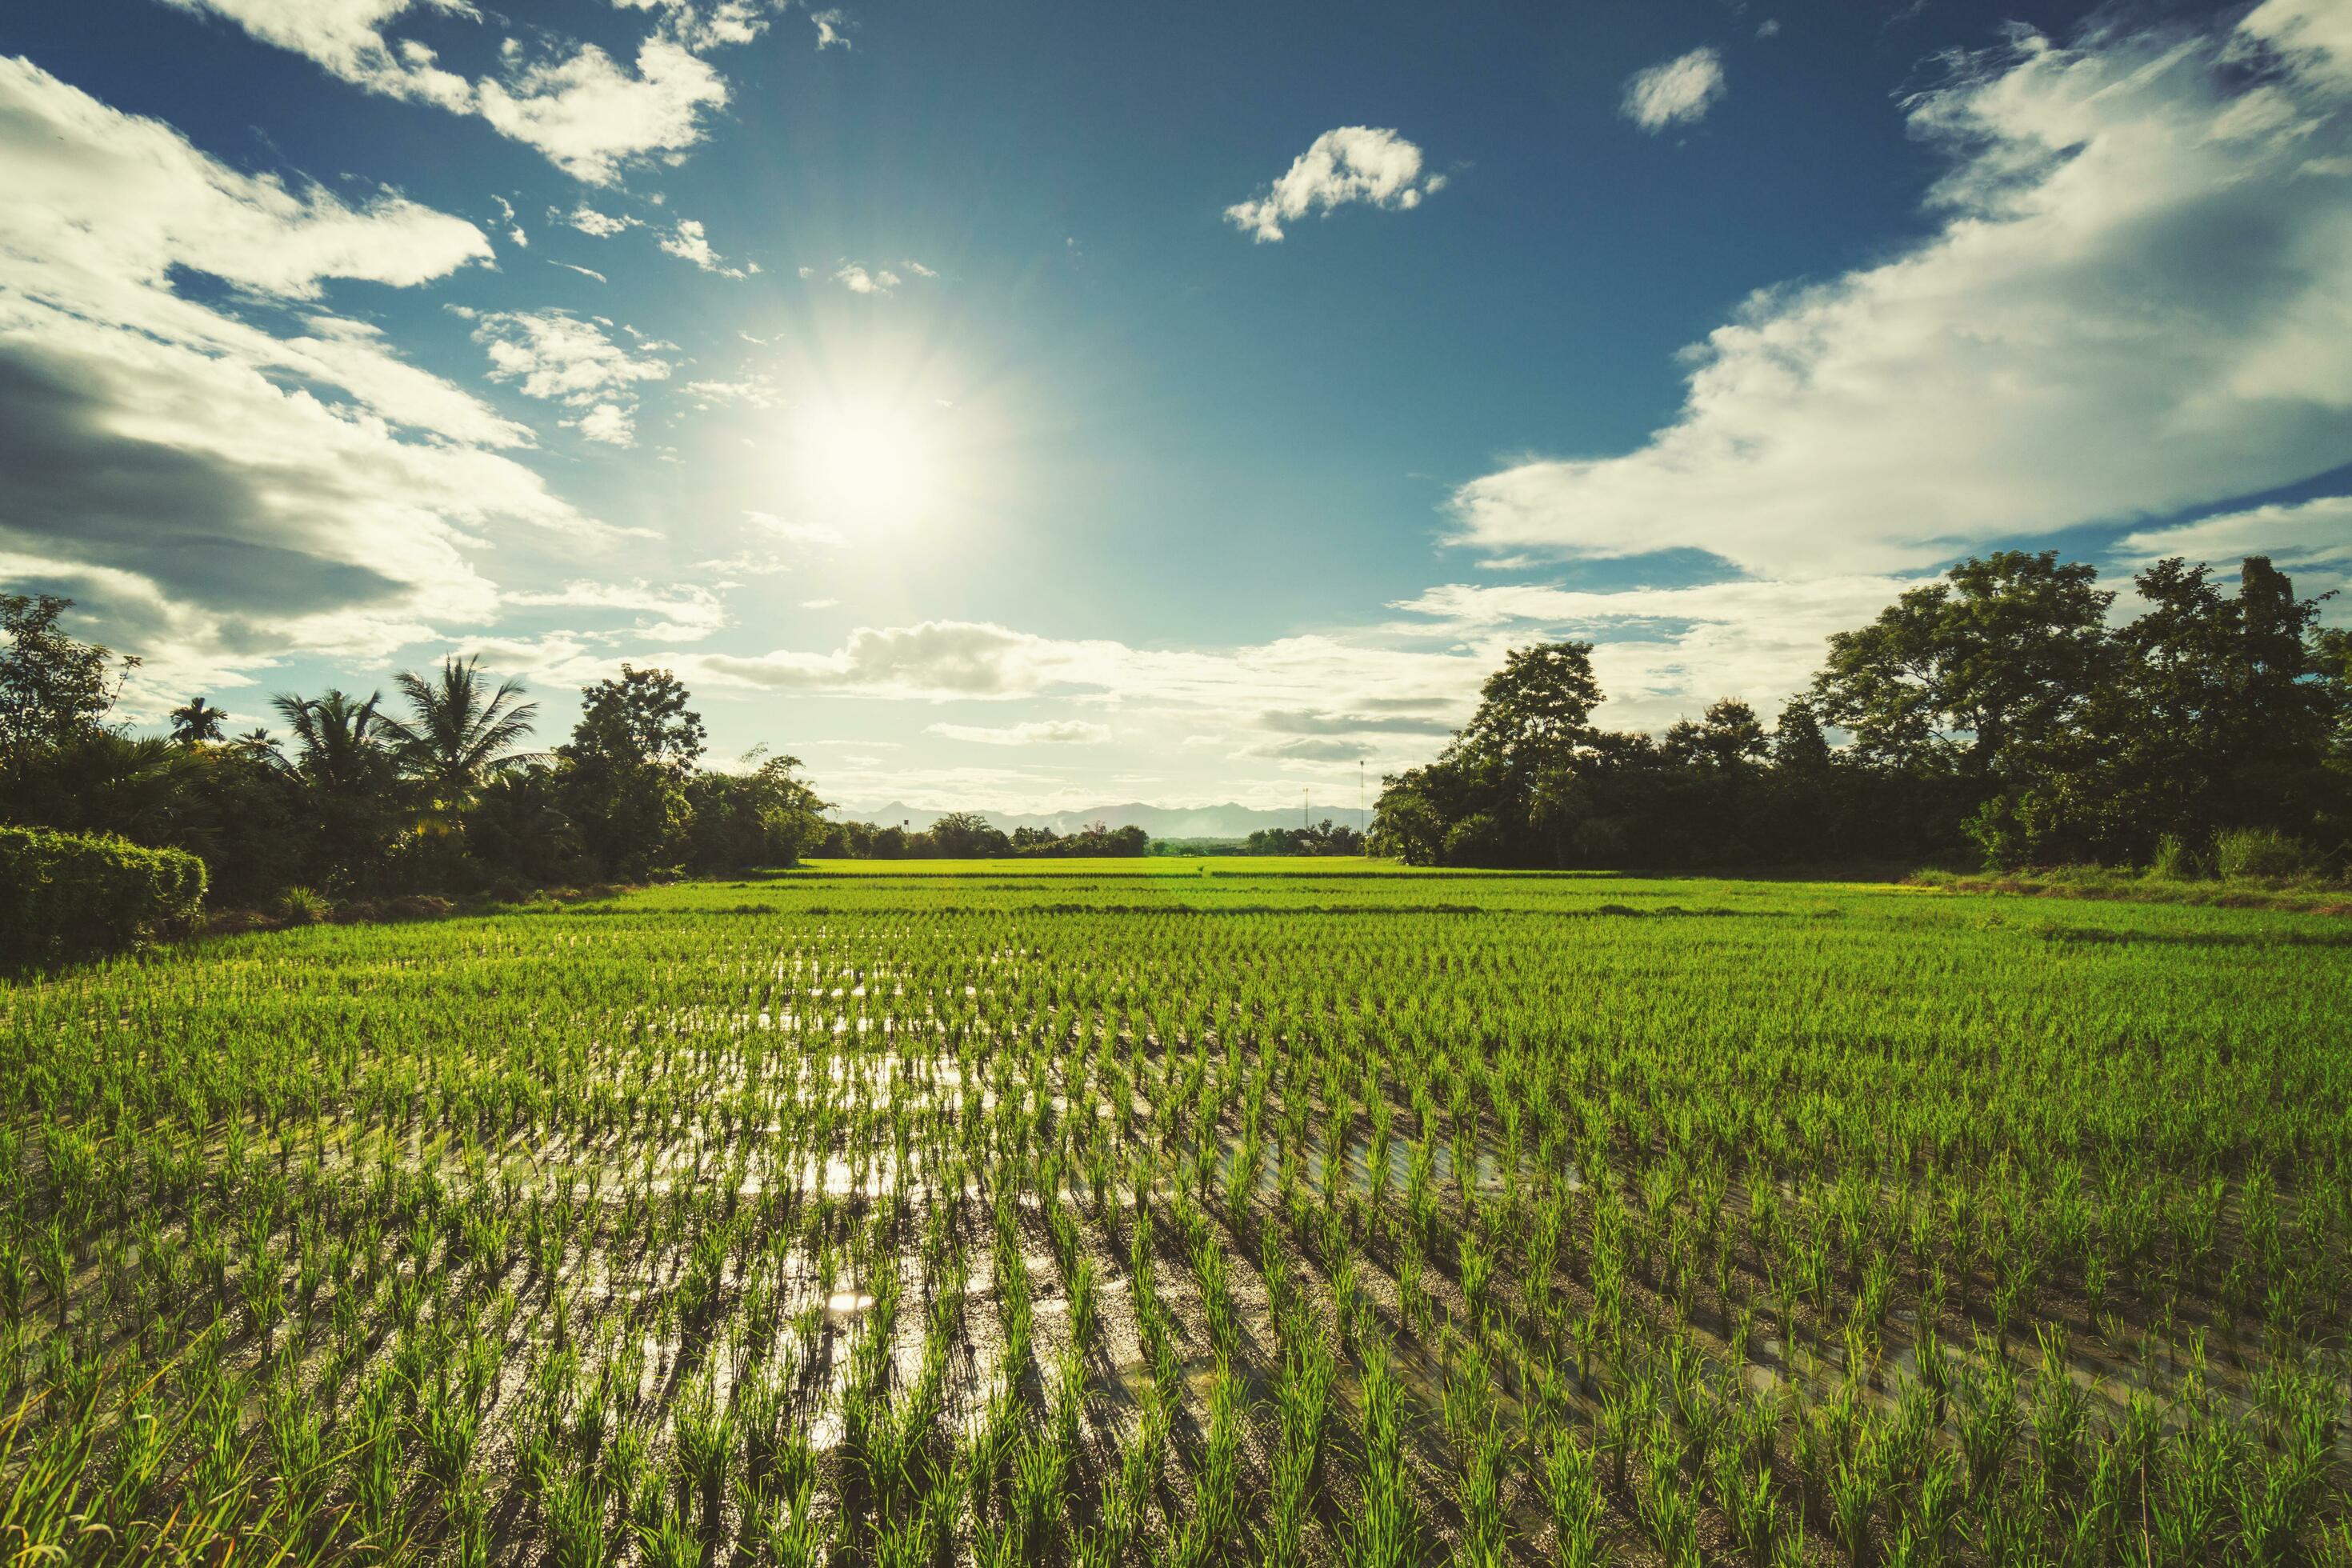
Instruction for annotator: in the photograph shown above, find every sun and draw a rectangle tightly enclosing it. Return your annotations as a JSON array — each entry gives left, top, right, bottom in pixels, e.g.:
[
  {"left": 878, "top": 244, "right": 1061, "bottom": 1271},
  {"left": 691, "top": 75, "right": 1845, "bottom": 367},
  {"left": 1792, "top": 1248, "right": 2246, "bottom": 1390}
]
[{"left": 789, "top": 396, "right": 942, "bottom": 533}]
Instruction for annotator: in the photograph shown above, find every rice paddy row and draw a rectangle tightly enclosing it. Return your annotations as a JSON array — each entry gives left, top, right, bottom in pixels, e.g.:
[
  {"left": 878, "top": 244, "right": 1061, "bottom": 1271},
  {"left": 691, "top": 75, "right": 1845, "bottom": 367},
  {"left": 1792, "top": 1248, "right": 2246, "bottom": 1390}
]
[{"left": 1, "top": 862, "right": 2346, "bottom": 1566}]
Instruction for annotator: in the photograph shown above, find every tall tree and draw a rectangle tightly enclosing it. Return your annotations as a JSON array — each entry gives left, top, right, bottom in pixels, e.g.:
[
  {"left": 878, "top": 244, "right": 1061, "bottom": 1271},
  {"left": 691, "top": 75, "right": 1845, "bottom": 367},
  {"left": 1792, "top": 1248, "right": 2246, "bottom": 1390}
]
[
  {"left": 1810, "top": 551, "right": 2112, "bottom": 778},
  {"left": 384, "top": 656, "right": 539, "bottom": 805},
  {"left": 270, "top": 688, "right": 401, "bottom": 884},
  {"left": 1457, "top": 642, "right": 1603, "bottom": 782},
  {"left": 272, "top": 690, "right": 393, "bottom": 794},
  {"left": 167, "top": 697, "right": 226, "bottom": 746},
  {"left": 558, "top": 666, "right": 704, "bottom": 878},
  {"left": 1, "top": 594, "right": 134, "bottom": 771}
]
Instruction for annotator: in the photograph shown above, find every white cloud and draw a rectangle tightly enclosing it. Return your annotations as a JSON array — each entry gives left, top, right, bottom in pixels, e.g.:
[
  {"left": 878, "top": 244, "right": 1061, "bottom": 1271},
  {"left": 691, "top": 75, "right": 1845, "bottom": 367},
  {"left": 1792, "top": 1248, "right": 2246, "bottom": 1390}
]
[
  {"left": 169, "top": 0, "right": 733, "bottom": 184},
  {"left": 1622, "top": 46, "right": 1726, "bottom": 131},
  {"left": 1389, "top": 577, "right": 1930, "bottom": 729},
  {"left": 548, "top": 259, "right": 608, "bottom": 282},
  {"left": 472, "top": 310, "right": 672, "bottom": 405},
  {"left": 614, "top": 0, "right": 782, "bottom": 53},
  {"left": 830, "top": 262, "right": 902, "bottom": 294},
  {"left": 0, "top": 56, "right": 598, "bottom": 703},
  {"left": 159, "top": 0, "right": 474, "bottom": 109},
  {"left": 504, "top": 578, "right": 725, "bottom": 638},
  {"left": 565, "top": 402, "right": 636, "bottom": 446},
  {"left": 2115, "top": 494, "right": 2352, "bottom": 611},
  {"left": 684, "top": 375, "right": 779, "bottom": 407},
  {"left": 1225, "top": 126, "right": 1446, "bottom": 242},
  {"left": 474, "top": 38, "right": 728, "bottom": 185},
  {"left": 810, "top": 9, "right": 850, "bottom": 50},
  {"left": 567, "top": 205, "right": 642, "bottom": 237},
  {"left": 659, "top": 218, "right": 753, "bottom": 277},
  {"left": 667, "top": 622, "right": 1490, "bottom": 774},
  {"left": 745, "top": 510, "right": 845, "bottom": 546},
  {"left": 1453, "top": 16, "right": 2352, "bottom": 578},
  {"left": 2242, "top": 0, "right": 2352, "bottom": 89},
  {"left": 929, "top": 719, "right": 1114, "bottom": 746}
]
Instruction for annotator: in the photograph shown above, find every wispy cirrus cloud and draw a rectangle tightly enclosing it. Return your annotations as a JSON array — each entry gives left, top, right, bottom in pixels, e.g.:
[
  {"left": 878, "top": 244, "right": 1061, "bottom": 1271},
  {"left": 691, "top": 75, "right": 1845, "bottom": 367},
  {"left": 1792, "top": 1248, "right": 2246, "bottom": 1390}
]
[{"left": 929, "top": 719, "right": 1112, "bottom": 746}]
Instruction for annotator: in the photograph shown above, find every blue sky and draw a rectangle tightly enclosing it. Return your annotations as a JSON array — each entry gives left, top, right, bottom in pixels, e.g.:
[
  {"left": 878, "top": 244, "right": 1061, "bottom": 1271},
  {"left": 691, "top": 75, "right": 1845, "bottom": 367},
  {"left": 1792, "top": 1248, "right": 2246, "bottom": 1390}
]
[{"left": 2, "top": 0, "right": 2348, "bottom": 814}]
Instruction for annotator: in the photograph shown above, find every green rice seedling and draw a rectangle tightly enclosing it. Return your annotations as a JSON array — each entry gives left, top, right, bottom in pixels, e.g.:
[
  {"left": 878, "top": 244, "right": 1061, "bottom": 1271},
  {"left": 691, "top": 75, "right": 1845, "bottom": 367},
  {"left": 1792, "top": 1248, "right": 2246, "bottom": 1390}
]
[
  {"left": 544, "top": 1467, "right": 610, "bottom": 1568},
  {"left": 1954, "top": 1342, "right": 2021, "bottom": 1498},
  {"left": 757, "top": 1480, "right": 829, "bottom": 1568},
  {"left": 1826, "top": 1432, "right": 1887, "bottom": 1568},
  {"left": 1345, "top": 1352, "right": 1417, "bottom": 1568},
  {"left": 1545, "top": 1424, "right": 1603, "bottom": 1568},
  {"left": 1010, "top": 1433, "right": 1069, "bottom": 1553}
]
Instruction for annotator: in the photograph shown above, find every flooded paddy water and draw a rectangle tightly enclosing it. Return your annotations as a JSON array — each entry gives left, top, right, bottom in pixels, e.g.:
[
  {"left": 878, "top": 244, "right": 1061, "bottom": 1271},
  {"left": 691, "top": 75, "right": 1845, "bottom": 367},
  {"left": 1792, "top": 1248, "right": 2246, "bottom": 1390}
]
[{"left": 0, "top": 858, "right": 2346, "bottom": 1565}]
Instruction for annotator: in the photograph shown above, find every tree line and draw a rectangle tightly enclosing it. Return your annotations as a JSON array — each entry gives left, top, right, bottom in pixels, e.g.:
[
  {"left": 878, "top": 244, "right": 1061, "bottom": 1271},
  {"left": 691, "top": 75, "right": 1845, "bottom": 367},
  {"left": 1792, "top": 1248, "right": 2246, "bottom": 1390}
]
[
  {"left": 1371, "top": 552, "right": 2352, "bottom": 873},
  {"left": 813, "top": 812, "right": 1150, "bottom": 858},
  {"left": 0, "top": 594, "right": 826, "bottom": 910}
]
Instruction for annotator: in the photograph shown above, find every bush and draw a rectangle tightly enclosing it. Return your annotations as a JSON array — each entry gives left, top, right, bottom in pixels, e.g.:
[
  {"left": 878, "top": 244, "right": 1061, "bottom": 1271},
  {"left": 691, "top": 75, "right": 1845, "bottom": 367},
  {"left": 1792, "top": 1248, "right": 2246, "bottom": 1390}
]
[
  {"left": 0, "top": 826, "right": 206, "bottom": 963},
  {"left": 2148, "top": 834, "right": 2201, "bottom": 881},
  {"left": 277, "top": 886, "right": 332, "bottom": 925},
  {"left": 2213, "top": 827, "right": 2309, "bottom": 880}
]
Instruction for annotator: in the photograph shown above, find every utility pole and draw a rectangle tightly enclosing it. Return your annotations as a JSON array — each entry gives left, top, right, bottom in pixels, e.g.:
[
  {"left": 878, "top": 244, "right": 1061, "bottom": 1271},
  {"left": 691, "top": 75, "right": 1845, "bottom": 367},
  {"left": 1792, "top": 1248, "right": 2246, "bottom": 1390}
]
[{"left": 1359, "top": 760, "right": 1366, "bottom": 854}]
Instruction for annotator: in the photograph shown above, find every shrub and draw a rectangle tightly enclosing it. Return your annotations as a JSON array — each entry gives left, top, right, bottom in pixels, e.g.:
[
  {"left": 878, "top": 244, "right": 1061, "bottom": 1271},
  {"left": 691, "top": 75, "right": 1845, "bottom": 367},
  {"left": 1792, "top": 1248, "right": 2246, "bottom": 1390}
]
[
  {"left": 2148, "top": 834, "right": 2201, "bottom": 881},
  {"left": 0, "top": 826, "right": 206, "bottom": 963},
  {"left": 2213, "top": 827, "right": 2309, "bottom": 880},
  {"left": 276, "top": 886, "right": 332, "bottom": 925}
]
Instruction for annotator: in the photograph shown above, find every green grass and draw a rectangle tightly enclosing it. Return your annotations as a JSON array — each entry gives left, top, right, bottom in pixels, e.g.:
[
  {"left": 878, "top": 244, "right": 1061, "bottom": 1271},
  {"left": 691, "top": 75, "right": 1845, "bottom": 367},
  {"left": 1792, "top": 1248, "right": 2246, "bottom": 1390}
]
[{"left": 2, "top": 863, "right": 2347, "bottom": 1565}]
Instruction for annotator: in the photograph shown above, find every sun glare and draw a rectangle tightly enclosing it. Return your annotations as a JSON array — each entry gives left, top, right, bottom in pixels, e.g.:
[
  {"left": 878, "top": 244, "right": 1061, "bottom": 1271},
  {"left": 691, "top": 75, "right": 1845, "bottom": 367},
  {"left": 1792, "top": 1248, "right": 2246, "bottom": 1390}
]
[{"left": 790, "top": 397, "right": 942, "bottom": 532}]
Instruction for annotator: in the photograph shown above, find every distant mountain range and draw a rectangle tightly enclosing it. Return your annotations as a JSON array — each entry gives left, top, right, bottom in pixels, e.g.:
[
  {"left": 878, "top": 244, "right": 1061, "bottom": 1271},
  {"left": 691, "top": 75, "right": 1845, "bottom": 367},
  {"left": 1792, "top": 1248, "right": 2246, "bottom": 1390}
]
[{"left": 834, "top": 800, "right": 1372, "bottom": 839}]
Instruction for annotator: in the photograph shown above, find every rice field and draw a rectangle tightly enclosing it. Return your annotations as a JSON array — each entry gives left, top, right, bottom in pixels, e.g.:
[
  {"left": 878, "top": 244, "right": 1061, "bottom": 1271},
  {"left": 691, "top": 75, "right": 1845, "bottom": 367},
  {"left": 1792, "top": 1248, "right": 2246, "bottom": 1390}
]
[{"left": 2, "top": 859, "right": 2349, "bottom": 1566}]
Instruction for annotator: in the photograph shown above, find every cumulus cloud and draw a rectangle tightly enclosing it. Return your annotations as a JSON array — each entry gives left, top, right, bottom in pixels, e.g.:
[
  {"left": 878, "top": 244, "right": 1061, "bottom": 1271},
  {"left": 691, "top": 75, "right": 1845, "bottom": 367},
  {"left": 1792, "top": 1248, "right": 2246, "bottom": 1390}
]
[
  {"left": 928, "top": 719, "right": 1113, "bottom": 746},
  {"left": 0, "top": 56, "right": 597, "bottom": 702},
  {"left": 614, "top": 0, "right": 784, "bottom": 53},
  {"left": 1389, "top": 577, "right": 1935, "bottom": 728},
  {"left": 565, "top": 402, "right": 636, "bottom": 446},
  {"left": 659, "top": 218, "right": 753, "bottom": 277},
  {"left": 830, "top": 262, "right": 902, "bottom": 294},
  {"left": 2114, "top": 494, "right": 2352, "bottom": 610},
  {"left": 158, "top": 0, "right": 473, "bottom": 108},
  {"left": 472, "top": 310, "right": 672, "bottom": 414},
  {"left": 567, "top": 205, "right": 642, "bottom": 237},
  {"left": 1224, "top": 126, "right": 1446, "bottom": 242},
  {"left": 810, "top": 9, "right": 850, "bottom": 49},
  {"left": 165, "top": 0, "right": 733, "bottom": 183},
  {"left": 666, "top": 620, "right": 1502, "bottom": 774},
  {"left": 1453, "top": 14, "right": 2352, "bottom": 579},
  {"left": 1622, "top": 46, "right": 1726, "bottom": 131},
  {"left": 474, "top": 38, "right": 727, "bottom": 184}
]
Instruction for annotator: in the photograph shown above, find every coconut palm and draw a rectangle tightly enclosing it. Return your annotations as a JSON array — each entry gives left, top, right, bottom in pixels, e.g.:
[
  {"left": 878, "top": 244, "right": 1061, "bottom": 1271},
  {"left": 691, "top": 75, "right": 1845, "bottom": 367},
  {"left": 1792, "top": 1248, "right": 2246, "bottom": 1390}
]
[
  {"left": 270, "top": 688, "right": 393, "bottom": 794},
  {"left": 383, "top": 655, "right": 541, "bottom": 806},
  {"left": 167, "top": 696, "right": 226, "bottom": 746}
]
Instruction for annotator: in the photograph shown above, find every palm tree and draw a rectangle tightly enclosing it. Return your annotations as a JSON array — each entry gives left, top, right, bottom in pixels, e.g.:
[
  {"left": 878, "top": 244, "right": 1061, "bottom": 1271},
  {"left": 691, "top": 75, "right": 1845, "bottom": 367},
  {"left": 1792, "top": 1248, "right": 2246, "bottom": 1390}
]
[
  {"left": 270, "top": 689, "right": 393, "bottom": 794},
  {"left": 383, "top": 655, "right": 541, "bottom": 806},
  {"left": 167, "top": 696, "right": 226, "bottom": 745}
]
